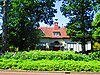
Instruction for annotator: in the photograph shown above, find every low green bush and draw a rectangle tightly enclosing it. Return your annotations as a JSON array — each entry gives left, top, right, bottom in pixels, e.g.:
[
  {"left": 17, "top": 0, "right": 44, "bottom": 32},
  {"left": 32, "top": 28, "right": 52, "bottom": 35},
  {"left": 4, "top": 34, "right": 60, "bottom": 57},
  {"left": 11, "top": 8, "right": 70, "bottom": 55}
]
[
  {"left": 0, "top": 50, "right": 99, "bottom": 61},
  {"left": 1, "top": 50, "right": 92, "bottom": 61},
  {"left": 0, "top": 59, "right": 100, "bottom": 72},
  {"left": 89, "top": 51, "right": 100, "bottom": 61}
]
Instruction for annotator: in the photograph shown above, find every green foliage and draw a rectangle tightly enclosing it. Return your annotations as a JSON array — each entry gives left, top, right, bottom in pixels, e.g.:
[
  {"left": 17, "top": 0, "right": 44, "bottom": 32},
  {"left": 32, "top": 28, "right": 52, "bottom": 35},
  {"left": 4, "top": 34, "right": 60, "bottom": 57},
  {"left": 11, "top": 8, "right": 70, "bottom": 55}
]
[
  {"left": 89, "top": 51, "right": 100, "bottom": 61},
  {"left": 0, "top": 51, "right": 100, "bottom": 71},
  {"left": 92, "top": 12, "right": 100, "bottom": 42},
  {"left": 61, "top": 0, "right": 97, "bottom": 41},
  {"left": 0, "top": 50, "right": 99, "bottom": 61},
  {"left": 0, "top": 34, "right": 2, "bottom": 50},
  {"left": 1, "top": 0, "right": 57, "bottom": 51},
  {"left": 0, "top": 59, "right": 100, "bottom": 72},
  {"left": 61, "top": 0, "right": 99, "bottom": 53},
  {"left": 93, "top": 42, "right": 100, "bottom": 50}
]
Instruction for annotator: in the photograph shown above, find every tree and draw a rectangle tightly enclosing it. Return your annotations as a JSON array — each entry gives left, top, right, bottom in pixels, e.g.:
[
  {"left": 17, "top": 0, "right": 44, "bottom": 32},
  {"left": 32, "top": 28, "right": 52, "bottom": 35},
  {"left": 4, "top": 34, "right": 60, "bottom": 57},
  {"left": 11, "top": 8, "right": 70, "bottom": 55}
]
[
  {"left": 92, "top": 12, "right": 100, "bottom": 43},
  {"left": 61, "top": 0, "right": 99, "bottom": 54},
  {"left": 0, "top": 0, "right": 8, "bottom": 53},
  {"left": 0, "top": 34, "right": 2, "bottom": 50},
  {"left": 7, "top": 0, "right": 57, "bottom": 51}
]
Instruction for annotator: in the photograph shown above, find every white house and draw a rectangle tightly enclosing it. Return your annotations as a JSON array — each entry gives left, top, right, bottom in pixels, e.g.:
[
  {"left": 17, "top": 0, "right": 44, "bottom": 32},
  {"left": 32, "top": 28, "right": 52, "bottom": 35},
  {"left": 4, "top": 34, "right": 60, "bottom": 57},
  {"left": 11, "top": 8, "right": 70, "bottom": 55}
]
[{"left": 38, "top": 19, "right": 91, "bottom": 52}]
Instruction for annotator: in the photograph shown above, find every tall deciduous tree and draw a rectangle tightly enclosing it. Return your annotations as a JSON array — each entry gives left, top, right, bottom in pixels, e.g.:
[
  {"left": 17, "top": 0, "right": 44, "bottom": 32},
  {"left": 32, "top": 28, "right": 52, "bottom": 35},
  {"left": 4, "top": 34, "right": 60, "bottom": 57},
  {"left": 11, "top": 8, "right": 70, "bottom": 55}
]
[
  {"left": 61, "top": 0, "right": 99, "bottom": 54},
  {"left": 0, "top": 0, "right": 8, "bottom": 53},
  {"left": 7, "top": 0, "right": 57, "bottom": 51},
  {"left": 0, "top": 34, "right": 2, "bottom": 50}
]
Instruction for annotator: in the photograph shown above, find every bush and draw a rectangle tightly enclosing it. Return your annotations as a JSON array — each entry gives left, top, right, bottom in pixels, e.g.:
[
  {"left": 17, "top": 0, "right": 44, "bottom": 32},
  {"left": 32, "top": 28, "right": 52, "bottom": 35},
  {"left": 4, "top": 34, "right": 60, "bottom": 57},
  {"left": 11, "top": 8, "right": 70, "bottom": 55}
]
[
  {"left": 0, "top": 50, "right": 92, "bottom": 61},
  {"left": 89, "top": 51, "right": 100, "bottom": 61},
  {"left": 0, "top": 50, "right": 99, "bottom": 61},
  {"left": 0, "top": 59, "right": 100, "bottom": 72},
  {"left": 93, "top": 42, "right": 100, "bottom": 50},
  {"left": 0, "top": 50, "right": 100, "bottom": 61},
  {"left": 0, "top": 50, "right": 99, "bottom": 72}
]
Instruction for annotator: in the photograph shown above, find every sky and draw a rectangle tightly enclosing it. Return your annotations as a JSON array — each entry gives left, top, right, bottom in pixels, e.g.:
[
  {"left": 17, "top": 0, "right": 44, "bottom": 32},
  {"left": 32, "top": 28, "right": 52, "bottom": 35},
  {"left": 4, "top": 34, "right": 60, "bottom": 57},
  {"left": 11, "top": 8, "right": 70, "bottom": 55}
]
[
  {"left": 0, "top": 19, "right": 2, "bottom": 33},
  {"left": 0, "top": 1, "right": 69, "bottom": 33},
  {"left": 54, "top": 1, "right": 70, "bottom": 26},
  {"left": 40, "top": 1, "right": 70, "bottom": 27}
]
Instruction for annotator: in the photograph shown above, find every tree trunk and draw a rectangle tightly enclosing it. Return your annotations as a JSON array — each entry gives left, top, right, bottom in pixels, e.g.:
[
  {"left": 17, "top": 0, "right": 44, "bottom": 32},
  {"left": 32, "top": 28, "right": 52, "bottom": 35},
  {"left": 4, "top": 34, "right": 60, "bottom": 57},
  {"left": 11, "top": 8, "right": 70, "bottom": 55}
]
[
  {"left": 80, "top": 0, "right": 86, "bottom": 54},
  {"left": 1, "top": 0, "right": 8, "bottom": 53},
  {"left": 91, "top": 38, "right": 93, "bottom": 52},
  {"left": 81, "top": 44, "right": 86, "bottom": 54},
  {"left": 81, "top": 39, "right": 86, "bottom": 54}
]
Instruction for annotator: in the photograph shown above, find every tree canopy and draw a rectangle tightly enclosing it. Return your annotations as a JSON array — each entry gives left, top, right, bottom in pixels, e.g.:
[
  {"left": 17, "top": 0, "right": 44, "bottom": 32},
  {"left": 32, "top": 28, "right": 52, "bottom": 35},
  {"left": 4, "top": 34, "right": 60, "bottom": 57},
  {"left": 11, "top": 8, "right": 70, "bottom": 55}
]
[
  {"left": 1, "top": 0, "right": 100, "bottom": 52},
  {"left": 1, "top": 0, "right": 57, "bottom": 51},
  {"left": 0, "top": 34, "right": 2, "bottom": 50},
  {"left": 61, "top": 0, "right": 100, "bottom": 54},
  {"left": 92, "top": 12, "right": 100, "bottom": 42}
]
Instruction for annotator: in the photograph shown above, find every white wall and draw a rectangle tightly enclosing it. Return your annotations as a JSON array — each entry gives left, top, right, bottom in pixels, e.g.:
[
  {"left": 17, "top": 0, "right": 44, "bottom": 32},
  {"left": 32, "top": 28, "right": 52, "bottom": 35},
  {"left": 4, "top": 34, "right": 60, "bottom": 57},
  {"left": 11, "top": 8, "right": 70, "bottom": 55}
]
[
  {"left": 40, "top": 38, "right": 66, "bottom": 46},
  {"left": 40, "top": 38, "right": 91, "bottom": 52}
]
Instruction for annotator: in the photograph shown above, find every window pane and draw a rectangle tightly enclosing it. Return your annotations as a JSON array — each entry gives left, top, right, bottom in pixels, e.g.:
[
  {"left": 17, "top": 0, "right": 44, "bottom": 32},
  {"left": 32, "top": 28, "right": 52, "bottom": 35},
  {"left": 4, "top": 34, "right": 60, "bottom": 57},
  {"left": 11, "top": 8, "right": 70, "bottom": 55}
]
[{"left": 53, "top": 32, "right": 61, "bottom": 36}]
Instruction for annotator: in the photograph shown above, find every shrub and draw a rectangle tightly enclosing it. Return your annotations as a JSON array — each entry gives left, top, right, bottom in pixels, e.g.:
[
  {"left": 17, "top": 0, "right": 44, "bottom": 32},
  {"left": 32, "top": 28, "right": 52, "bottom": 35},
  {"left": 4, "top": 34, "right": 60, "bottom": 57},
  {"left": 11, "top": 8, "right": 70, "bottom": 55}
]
[
  {"left": 0, "top": 59, "right": 100, "bottom": 72},
  {"left": 93, "top": 42, "right": 100, "bottom": 50},
  {"left": 0, "top": 50, "right": 99, "bottom": 61},
  {"left": 89, "top": 51, "right": 100, "bottom": 61}
]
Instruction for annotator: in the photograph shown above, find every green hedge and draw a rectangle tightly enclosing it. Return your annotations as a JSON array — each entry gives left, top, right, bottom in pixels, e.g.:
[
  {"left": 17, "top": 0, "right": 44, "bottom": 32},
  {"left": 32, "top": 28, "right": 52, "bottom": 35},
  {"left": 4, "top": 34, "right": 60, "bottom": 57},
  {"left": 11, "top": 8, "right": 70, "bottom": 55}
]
[
  {"left": 89, "top": 51, "right": 100, "bottom": 60},
  {"left": 0, "top": 50, "right": 100, "bottom": 61},
  {"left": 0, "top": 50, "right": 94, "bottom": 61},
  {"left": 0, "top": 51, "right": 100, "bottom": 72},
  {"left": 0, "top": 59, "right": 100, "bottom": 72}
]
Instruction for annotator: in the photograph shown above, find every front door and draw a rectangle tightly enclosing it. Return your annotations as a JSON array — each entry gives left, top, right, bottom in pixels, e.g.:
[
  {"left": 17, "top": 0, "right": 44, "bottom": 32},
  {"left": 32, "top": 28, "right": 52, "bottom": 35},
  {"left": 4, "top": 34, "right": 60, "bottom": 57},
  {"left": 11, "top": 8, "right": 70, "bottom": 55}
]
[{"left": 53, "top": 41, "right": 60, "bottom": 51}]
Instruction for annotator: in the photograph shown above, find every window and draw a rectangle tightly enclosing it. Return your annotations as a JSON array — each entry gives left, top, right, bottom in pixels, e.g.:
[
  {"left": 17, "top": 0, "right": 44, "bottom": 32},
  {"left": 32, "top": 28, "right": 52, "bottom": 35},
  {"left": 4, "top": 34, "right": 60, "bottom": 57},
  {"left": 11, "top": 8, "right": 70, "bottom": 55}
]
[
  {"left": 54, "top": 41, "right": 60, "bottom": 45},
  {"left": 53, "top": 32, "right": 61, "bottom": 36},
  {"left": 39, "top": 42, "right": 46, "bottom": 46}
]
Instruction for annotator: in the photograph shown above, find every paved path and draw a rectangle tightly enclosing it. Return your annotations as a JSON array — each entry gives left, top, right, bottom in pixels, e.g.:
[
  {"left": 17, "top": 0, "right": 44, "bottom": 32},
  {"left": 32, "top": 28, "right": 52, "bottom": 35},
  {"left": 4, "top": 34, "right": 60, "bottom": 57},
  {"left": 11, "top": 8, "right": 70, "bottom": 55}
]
[
  {"left": 69, "top": 74, "right": 100, "bottom": 75},
  {"left": 0, "top": 71, "right": 100, "bottom": 75},
  {"left": 0, "top": 71, "right": 65, "bottom": 75},
  {"left": 67, "top": 72, "right": 100, "bottom": 75},
  {"left": 69, "top": 73, "right": 100, "bottom": 75}
]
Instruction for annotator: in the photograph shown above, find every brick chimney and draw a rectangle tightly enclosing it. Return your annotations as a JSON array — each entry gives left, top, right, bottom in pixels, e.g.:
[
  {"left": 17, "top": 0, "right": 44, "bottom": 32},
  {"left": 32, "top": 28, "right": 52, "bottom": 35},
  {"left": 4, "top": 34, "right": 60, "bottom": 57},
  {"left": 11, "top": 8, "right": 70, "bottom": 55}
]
[{"left": 54, "top": 18, "right": 58, "bottom": 30}]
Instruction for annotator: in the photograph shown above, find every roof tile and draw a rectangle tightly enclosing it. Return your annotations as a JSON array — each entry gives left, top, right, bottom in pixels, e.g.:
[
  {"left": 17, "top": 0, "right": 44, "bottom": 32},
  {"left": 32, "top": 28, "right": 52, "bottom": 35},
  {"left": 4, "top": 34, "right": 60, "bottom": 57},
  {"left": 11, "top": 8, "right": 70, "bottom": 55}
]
[{"left": 38, "top": 26, "right": 69, "bottom": 39}]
